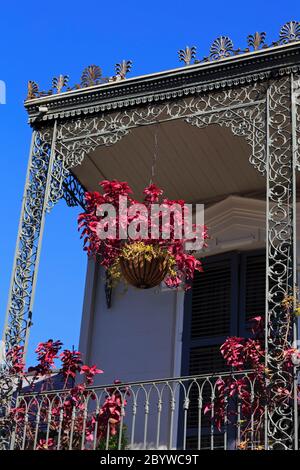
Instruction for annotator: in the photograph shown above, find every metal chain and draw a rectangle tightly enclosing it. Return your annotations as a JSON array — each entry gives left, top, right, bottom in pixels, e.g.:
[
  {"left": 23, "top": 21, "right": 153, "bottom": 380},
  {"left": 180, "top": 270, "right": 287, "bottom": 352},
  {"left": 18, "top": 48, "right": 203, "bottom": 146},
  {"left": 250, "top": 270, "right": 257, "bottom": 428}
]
[{"left": 149, "top": 126, "right": 159, "bottom": 185}]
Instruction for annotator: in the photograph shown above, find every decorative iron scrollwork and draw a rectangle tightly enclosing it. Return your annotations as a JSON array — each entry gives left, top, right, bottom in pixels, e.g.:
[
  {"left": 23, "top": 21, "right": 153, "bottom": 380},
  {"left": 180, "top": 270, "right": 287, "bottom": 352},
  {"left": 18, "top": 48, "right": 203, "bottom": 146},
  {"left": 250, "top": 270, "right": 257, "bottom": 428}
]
[
  {"left": 26, "top": 21, "right": 300, "bottom": 98},
  {"left": 62, "top": 174, "right": 86, "bottom": 210},
  {"left": 178, "top": 46, "right": 197, "bottom": 65},
  {"left": 26, "top": 80, "right": 39, "bottom": 100},
  {"left": 52, "top": 75, "right": 69, "bottom": 94},
  {"left": 265, "top": 75, "right": 297, "bottom": 449},
  {"left": 247, "top": 32, "right": 266, "bottom": 50},
  {"left": 80, "top": 65, "right": 105, "bottom": 88},
  {"left": 177, "top": 21, "right": 300, "bottom": 66},
  {"left": 293, "top": 75, "right": 300, "bottom": 171},
  {"left": 54, "top": 81, "right": 267, "bottom": 175},
  {"left": 3, "top": 128, "right": 53, "bottom": 353},
  {"left": 26, "top": 59, "right": 133, "bottom": 100},
  {"left": 114, "top": 60, "right": 133, "bottom": 80},
  {"left": 205, "top": 36, "right": 236, "bottom": 61},
  {"left": 279, "top": 20, "right": 300, "bottom": 44}
]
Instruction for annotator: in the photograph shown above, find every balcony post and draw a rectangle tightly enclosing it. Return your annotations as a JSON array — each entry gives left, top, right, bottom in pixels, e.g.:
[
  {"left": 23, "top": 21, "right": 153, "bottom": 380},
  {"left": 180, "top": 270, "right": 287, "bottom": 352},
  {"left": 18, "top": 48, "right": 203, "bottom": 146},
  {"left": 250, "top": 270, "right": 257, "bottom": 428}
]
[
  {"left": 265, "top": 74, "right": 299, "bottom": 449},
  {"left": 1, "top": 123, "right": 58, "bottom": 358},
  {"left": 0, "top": 124, "right": 58, "bottom": 451}
]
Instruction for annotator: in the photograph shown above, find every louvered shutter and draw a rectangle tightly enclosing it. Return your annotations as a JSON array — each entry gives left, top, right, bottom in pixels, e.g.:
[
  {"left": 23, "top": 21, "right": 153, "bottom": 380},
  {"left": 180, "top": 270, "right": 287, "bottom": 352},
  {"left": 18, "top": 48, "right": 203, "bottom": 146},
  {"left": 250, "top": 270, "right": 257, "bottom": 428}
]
[
  {"left": 180, "top": 249, "right": 266, "bottom": 449},
  {"left": 181, "top": 252, "right": 239, "bottom": 376},
  {"left": 239, "top": 250, "right": 266, "bottom": 336},
  {"left": 180, "top": 252, "right": 238, "bottom": 449}
]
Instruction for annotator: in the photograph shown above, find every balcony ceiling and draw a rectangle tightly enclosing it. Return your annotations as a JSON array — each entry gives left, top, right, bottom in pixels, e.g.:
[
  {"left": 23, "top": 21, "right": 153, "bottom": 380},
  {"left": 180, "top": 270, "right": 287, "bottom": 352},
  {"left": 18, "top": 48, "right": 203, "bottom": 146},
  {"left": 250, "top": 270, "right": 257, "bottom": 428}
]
[{"left": 72, "top": 119, "right": 266, "bottom": 205}]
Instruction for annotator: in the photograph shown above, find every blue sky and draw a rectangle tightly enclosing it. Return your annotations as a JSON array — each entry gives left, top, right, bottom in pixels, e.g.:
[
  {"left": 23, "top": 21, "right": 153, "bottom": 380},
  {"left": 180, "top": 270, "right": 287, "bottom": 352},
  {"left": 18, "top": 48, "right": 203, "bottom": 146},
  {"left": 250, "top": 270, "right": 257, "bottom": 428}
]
[{"left": 0, "top": 1, "right": 298, "bottom": 366}]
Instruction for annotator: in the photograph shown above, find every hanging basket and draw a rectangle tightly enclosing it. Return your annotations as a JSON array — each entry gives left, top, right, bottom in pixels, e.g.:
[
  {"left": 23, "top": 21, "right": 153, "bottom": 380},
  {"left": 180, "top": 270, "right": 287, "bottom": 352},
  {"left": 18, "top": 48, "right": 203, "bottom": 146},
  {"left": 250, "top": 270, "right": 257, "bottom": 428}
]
[{"left": 119, "top": 252, "right": 170, "bottom": 289}]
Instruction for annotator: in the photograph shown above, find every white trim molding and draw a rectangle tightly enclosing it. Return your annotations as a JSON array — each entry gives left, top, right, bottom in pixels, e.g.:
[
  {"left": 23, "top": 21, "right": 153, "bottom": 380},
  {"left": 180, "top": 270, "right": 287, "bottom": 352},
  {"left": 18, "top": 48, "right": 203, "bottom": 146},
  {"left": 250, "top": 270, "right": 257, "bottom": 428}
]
[{"left": 201, "top": 195, "right": 266, "bottom": 256}]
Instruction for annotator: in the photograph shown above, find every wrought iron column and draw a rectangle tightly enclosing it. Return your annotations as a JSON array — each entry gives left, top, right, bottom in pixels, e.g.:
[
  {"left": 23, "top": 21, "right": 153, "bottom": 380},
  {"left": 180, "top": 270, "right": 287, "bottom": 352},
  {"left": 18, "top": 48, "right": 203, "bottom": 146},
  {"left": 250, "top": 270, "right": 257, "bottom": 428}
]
[
  {"left": 265, "top": 74, "right": 298, "bottom": 449},
  {"left": 2, "top": 123, "right": 57, "bottom": 360},
  {"left": 0, "top": 124, "right": 57, "bottom": 449}
]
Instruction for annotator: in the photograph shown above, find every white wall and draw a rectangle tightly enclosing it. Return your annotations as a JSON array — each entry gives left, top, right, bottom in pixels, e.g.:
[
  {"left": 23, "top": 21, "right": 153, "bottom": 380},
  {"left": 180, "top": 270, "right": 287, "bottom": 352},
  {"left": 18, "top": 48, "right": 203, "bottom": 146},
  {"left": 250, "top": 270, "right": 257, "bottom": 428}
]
[{"left": 79, "top": 262, "right": 182, "bottom": 384}]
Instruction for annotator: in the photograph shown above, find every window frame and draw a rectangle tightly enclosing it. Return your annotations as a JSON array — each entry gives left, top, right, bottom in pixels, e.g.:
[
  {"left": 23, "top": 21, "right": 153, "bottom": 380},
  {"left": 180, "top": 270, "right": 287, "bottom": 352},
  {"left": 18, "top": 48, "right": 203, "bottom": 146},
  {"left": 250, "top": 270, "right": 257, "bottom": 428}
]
[{"left": 178, "top": 248, "right": 266, "bottom": 449}]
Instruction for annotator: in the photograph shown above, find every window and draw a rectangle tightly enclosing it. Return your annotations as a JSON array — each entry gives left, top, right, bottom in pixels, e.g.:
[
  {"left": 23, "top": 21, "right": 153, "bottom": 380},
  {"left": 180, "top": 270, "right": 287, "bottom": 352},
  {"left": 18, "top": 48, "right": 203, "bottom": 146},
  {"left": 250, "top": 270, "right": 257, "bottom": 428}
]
[
  {"left": 181, "top": 250, "right": 266, "bottom": 376},
  {"left": 179, "top": 249, "right": 266, "bottom": 449}
]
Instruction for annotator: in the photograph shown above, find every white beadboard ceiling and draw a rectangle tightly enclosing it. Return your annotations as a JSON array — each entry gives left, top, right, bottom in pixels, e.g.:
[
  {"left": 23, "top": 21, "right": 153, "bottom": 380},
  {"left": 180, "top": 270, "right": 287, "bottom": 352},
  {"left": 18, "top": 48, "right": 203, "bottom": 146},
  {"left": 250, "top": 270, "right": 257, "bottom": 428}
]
[{"left": 72, "top": 120, "right": 266, "bottom": 204}]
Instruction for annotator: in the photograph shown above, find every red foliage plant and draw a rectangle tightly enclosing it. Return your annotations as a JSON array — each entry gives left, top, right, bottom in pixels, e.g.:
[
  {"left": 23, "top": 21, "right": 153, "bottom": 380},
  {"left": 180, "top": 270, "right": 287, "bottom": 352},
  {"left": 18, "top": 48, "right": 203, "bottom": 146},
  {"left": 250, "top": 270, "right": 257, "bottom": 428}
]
[
  {"left": 78, "top": 180, "right": 208, "bottom": 289},
  {"left": 204, "top": 311, "right": 300, "bottom": 450},
  {"left": 7, "top": 340, "right": 127, "bottom": 450}
]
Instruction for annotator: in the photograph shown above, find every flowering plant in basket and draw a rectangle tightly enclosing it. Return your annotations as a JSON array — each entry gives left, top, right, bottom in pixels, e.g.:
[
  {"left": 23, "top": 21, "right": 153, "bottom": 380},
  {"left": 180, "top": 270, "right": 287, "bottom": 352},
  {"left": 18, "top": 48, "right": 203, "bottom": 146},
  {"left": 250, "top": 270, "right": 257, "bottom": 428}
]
[{"left": 78, "top": 180, "right": 208, "bottom": 289}]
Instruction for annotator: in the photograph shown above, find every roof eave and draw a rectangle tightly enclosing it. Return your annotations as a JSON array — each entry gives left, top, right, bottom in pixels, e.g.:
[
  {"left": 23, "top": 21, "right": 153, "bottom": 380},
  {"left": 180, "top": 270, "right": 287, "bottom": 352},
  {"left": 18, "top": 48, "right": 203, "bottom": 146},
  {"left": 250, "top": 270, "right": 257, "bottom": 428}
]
[{"left": 25, "top": 41, "right": 300, "bottom": 124}]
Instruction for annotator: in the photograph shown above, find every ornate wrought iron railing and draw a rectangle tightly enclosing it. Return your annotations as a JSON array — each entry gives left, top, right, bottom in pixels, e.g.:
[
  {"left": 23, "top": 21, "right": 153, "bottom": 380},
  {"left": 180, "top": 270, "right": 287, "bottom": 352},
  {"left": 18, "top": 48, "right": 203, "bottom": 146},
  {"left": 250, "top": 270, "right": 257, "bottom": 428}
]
[{"left": 8, "top": 371, "right": 268, "bottom": 451}]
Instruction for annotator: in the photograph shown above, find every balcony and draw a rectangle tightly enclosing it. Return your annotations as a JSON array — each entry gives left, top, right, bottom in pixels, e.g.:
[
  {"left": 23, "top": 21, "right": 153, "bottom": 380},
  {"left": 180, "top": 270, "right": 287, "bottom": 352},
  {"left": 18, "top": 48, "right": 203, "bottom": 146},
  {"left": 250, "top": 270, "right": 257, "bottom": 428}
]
[{"left": 2, "top": 25, "right": 300, "bottom": 452}]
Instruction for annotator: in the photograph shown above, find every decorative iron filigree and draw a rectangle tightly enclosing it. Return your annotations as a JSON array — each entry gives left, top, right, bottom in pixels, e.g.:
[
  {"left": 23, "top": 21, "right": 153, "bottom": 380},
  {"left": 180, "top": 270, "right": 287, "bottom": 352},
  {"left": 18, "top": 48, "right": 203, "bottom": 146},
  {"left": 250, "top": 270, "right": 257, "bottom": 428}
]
[
  {"left": 56, "top": 121, "right": 130, "bottom": 170},
  {"left": 26, "top": 81, "right": 39, "bottom": 100},
  {"left": 80, "top": 65, "right": 104, "bottom": 88},
  {"left": 25, "top": 60, "right": 132, "bottom": 100},
  {"left": 52, "top": 75, "right": 69, "bottom": 94},
  {"left": 185, "top": 101, "right": 266, "bottom": 174},
  {"left": 177, "top": 21, "right": 300, "bottom": 66},
  {"left": 55, "top": 81, "right": 267, "bottom": 175},
  {"left": 2, "top": 128, "right": 53, "bottom": 353},
  {"left": 114, "top": 60, "right": 133, "bottom": 79},
  {"left": 26, "top": 21, "right": 300, "bottom": 98},
  {"left": 279, "top": 20, "right": 300, "bottom": 44},
  {"left": 265, "top": 75, "right": 297, "bottom": 450},
  {"left": 178, "top": 46, "right": 197, "bottom": 65},
  {"left": 294, "top": 74, "right": 300, "bottom": 170},
  {"left": 0, "top": 370, "right": 18, "bottom": 450},
  {"left": 62, "top": 174, "right": 86, "bottom": 210},
  {"left": 247, "top": 32, "right": 266, "bottom": 50},
  {"left": 47, "top": 145, "right": 70, "bottom": 211},
  {"left": 205, "top": 36, "right": 236, "bottom": 61}
]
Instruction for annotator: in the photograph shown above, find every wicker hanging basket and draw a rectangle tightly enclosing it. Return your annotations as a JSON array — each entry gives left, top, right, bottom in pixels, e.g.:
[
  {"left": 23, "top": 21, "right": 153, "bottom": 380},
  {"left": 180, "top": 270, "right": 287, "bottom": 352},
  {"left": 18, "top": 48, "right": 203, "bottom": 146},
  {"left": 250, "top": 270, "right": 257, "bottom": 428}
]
[{"left": 119, "top": 252, "right": 170, "bottom": 289}]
